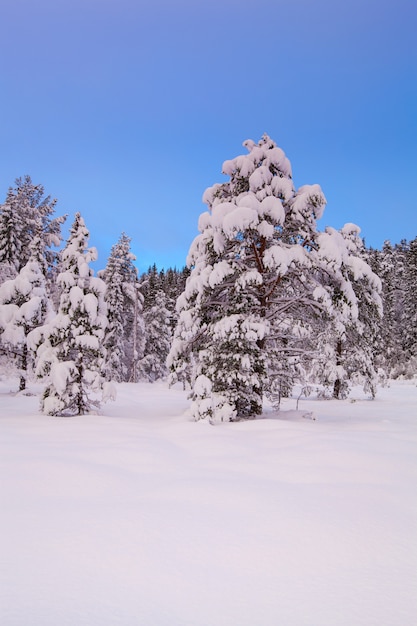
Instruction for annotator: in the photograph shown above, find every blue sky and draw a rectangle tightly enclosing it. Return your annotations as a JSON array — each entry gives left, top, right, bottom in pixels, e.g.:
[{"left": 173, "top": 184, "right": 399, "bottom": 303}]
[{"left": 1, "top": 0, "right": 416, "bottom": 272}]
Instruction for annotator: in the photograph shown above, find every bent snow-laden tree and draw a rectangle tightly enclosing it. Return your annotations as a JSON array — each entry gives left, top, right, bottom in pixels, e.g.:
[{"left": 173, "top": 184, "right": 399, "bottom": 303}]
[
  {"left": 168, "top": 134, "right": 382, "bottom": 422},
  {"left": 30, "top": 213, "right": 108, "bottom": 416}
]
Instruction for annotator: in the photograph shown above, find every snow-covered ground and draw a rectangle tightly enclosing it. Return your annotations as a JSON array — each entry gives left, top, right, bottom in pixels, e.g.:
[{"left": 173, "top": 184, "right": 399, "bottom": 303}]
[{"left": 1, "top": 379, "right": 416, "bottom": 626}]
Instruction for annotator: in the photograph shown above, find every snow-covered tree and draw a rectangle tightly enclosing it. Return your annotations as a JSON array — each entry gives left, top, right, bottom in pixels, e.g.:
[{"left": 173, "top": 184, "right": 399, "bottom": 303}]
[
  {"left": 0, "top": 176, "right": 66, "bottom": 282},
  {"left": 0, "top": 199, "right": 20, "bottom": 282},
  {"left": 401, "top": 237, "right": 417, "bottom": 365},
  {"left": 127, "top": 283, "right": 145, "bottom": 383},
  {"left": 140, "top": 264, "right": 190, "bottom": 334},
  {"left": 169, "top": 134, "right": 384, "bottom": 421},
  {"left": 311, "top": 224, "right": 382, "bottom": 399},
  {"left": 190, "top": 311, "right": 267, "bottom": 422},
  {"left": 372, "top": 240, "right": 407, "bottom": 377},
  {"left": 140, "top": 264, "right": 160, "bottom": 306},
  {"left": 31, "top": 213, "right": 107, "bottom": 416},
  {"left": 138, "top": 289, "right": 172, "bottom": 382},
  {"left": 169, "top": 135, "right": 323, "bottom": 420},
  {"left": 0, "top": 237, "right": 51, "bottom": 391},
  {"left": 100, "top": 233, "right": 144, "bottom": 382}
]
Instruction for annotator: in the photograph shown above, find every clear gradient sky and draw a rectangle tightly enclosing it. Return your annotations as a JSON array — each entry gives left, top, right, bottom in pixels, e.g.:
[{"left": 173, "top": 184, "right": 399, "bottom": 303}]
[{"left": 1, "top": 0, "right": 416, "bottom": 272}]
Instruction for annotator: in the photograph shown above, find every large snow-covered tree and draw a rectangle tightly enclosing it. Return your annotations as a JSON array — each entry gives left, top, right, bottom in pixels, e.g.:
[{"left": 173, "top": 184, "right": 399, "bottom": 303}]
[
  {"left": 169, "top": 135, "right": 320, "bottom": 420},
  {"left": 168, "top": 134, "right": 382, "bottom": 421},
  {"left": 100, "top": 233, "right": 144, "bottom": 382},
  {"left": 0, "top": 176, "right": 66, "bottom": 282},
  {"left": 31, "top": 213, "right": 107, "bottom": 416}
]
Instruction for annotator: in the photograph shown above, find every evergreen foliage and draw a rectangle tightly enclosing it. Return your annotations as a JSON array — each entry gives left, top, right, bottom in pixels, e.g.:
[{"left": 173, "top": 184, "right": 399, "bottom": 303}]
[
  {"left": 31, "top": 214, "right": 107, "bottom": 415},
  {"left": 367, "top": 239, "right": 417, "bottom": 379},
  {"left": 0, "top": 237, "right": 51, "bottom": 391},
  {"left": 312, "top": 225, "right": 383, "bottom": 399},
  {"left": 101, "top": 233, "right": 144, "bottom": 382},
  {"left": 0, "top": 168, "right": 415, "bottom": 416},
  {"left": 139, "top": 289, "right": 172, "bottom": 381},
  {"left": 402, "top": 237, "right": 417, "bottom": 360},
  {"left": 0, "top": 176, "right": 66, "bottom": 283},
  {"left": 168, "top": 135, "right": 384, "bottom": 420}
]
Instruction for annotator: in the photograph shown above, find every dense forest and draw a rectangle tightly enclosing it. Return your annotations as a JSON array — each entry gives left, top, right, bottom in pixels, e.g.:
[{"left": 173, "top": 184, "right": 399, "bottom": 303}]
[{"left": 0, "top": 137, "right": 416, "bottom": 419}]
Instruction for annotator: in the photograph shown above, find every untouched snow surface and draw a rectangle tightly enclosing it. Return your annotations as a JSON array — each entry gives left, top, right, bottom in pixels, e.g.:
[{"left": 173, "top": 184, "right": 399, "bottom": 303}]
[{"left": 1, "top": 380, "right": 416, "bottom": 626}]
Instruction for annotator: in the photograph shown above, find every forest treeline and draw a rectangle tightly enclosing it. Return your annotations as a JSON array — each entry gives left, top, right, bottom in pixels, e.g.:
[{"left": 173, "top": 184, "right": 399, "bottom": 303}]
[{"left": 0, "top": 136, "right": 416, "bottom": 419}]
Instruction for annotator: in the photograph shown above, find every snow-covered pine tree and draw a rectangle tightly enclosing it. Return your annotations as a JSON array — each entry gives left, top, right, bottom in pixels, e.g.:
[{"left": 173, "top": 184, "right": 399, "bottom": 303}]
[
  {"left": 162, "top": 267, "right": 190, "bottom": 331},
  {"left": 402, "top": 236, "right": 417, "bottom": 373},
  {"left": 140, "top": 265, "right": 190, "bottom": 334},
  {"left": 0, "top": 198, "right": 20, "bottom": 282},
  {"left": 190, "top": 302, "right": 267, "bottom": 422},
  {"left": 0, "top": 236, "right": 51, "bottom": 391},
  {"left": 375, "top": 240, "right": 407, "bottom": 377},
  {"left": 0, "top": 176, "right": 66, "bottom": 283},
  {"left": 138, "top": 289, "right": 172, "bottom": 382},
  {"left": 311, "top": 224, "right": 383, "bottom": 399},
  {"left": 139, "top": 264, "right": 160, "bottom": 307},
  {"left": 169, "top": 134, "right": 385, "bottom": 420},
  {"left": 32, "top": 213, "right": 107, "bottom": 415},
  {"left": 100, "top": 233, "right": 144, "bottom": 382},
  {"left": 169, "top": 135, "right": 333, "bottom": 421}
]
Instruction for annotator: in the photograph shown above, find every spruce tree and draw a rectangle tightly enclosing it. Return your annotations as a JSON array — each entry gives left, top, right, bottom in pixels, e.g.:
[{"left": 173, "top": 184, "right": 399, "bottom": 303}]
[
  {"left": 402, "top": 236, "right": 417, "bottom": 368},
  {"left": 0, "top": 237, "right": 51, "bottom": 391},
  {"left": 139, "top": 289, "right": 172, "bottom": 382},
  {"left": 312, "top": 225, "right": 382, "bottom": 399},
  {"left": 33, "top": 214, "right": 107, "bottom": 415},
  {"left": 101, "top": 233, "right": 144, "bottom": 382},
  {"left": 0, "top": 176, "right": 66, "bottom": 281},
  {"left": 377, "top": 240, "right": 407, "bottom": 377},
  {"left": 0, "top": 199, "right": 20, "bottom": 282},
  {"left": 139, "top": 264, "right": 160, "bottom": 307}
]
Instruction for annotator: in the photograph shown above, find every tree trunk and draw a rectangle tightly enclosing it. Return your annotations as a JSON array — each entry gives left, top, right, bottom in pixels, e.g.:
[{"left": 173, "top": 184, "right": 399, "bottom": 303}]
[
  {"left": 333, "top": 338, "right": 343, "bottom": 399},
  {"left": 75, "top": 357, "right": 85, "bottom": 415},
  {"left": 19, "top": 344, "right": 28, "bottom": 392}
]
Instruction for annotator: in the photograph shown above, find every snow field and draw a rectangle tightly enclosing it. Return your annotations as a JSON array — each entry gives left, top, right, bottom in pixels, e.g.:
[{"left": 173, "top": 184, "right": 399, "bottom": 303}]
[{"left": 1, "top": 380, "right": 416, "bottom": 626}]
